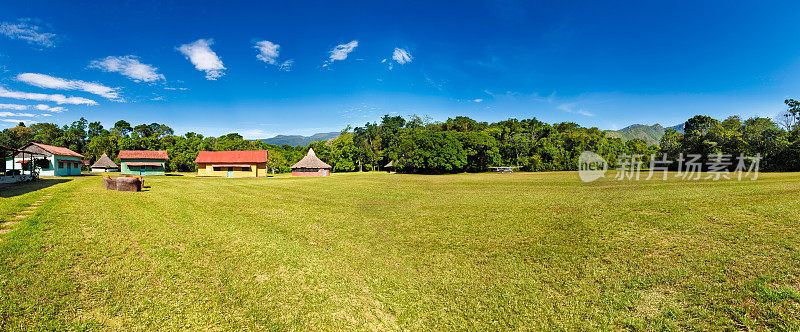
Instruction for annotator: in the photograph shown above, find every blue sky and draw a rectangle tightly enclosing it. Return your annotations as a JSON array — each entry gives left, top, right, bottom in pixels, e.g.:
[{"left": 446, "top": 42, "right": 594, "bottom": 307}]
[{"left": 1, "top": 1, "right": 799, "bottom": 138}]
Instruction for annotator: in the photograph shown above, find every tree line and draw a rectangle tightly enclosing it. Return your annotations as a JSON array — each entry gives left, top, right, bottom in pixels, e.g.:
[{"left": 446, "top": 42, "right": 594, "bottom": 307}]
[
  {"left": 659, "top": 100, "right": 800, "bottom": 171},
  {"left": 2, "top": 99, "right": 799, "bottom": 173},
  {"left": 0, "top": 115, "right": 657, "bottom": 173}
]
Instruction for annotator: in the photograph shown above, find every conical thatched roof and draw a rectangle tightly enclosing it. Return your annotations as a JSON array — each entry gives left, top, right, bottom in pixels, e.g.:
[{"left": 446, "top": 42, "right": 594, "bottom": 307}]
[
  {"left": 291, "top": 148, "right": 331, "bottom": 169},
  {"left": 91, "top": 153, "right": 118, "bottom": 168},
  {"left": 385, "top": 160, "right": 395, "bottom": 167}
]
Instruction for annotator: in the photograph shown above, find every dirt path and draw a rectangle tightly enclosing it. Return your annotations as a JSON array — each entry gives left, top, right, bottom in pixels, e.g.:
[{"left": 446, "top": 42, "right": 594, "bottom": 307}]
[{"left": 0, "top": 192, "right": 53, "bottom": 236}]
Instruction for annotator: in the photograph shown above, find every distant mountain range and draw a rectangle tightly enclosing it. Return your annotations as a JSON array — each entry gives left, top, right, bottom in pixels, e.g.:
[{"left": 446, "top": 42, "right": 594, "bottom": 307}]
[
  {"left": 604, "top": 123, "right": 685, "bottom": 145},
  {"left": 259, "top": 123, "right": 685, "bottom": 147},
  {"left": 259, "top": 132, "right": 340, "bottom": 146}
]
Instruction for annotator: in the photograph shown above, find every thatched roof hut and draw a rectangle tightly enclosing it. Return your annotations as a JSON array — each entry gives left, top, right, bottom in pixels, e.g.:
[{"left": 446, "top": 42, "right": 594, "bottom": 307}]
[
  {"left": 91, "top": 153, "right": 118, "bottom": 172},
  {"left": 384, "top": 160, "right": 397, "bottom": 173},
  {"left": 291, "top": 148, "right": 331, "bottom": 177}
]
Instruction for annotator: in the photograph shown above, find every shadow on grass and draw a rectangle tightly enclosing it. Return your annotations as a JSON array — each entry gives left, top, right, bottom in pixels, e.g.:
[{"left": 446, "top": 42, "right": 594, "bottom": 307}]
[{"left": 0, "top": 178, "right": 72, "bottom": 198}]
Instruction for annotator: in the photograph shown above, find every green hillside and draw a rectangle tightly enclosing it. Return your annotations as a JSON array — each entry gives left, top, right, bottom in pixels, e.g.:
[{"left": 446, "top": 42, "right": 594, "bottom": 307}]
[
  {"left": 605, "top": 123, "right": 684, "bottom": 145},
  {"left": 259, "top": 132, "right": 340, "bottom": 146}
]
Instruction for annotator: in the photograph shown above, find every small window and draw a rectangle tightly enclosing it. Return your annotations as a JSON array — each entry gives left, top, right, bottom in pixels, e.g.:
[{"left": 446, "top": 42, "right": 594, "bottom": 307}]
[
  {"left": 241, "top": 167, "right": 251, "bottom": 172},
  {"left": 213, "top": 167, "right": 222, "bottom": 172},
  {"left": 58, "top": 161, "right": 64, "bottom": 168}
]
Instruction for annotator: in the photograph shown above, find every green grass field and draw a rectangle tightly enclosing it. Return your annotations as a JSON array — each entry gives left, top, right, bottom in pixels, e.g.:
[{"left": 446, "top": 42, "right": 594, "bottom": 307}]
[{"left": 1, "top": 171, "right": 799, "bottom": 330}]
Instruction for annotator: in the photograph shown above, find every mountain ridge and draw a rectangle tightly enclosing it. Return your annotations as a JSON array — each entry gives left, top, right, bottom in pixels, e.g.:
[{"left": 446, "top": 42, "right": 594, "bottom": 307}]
[
  {"left": 256, "top": 123, "right": 686, "bottom": 147},
  {"left": 258, "top": 132, "right": 340, "bottom": 146},
  {"left": 604, "top": 123, "right": 684, "bottom": 145}
]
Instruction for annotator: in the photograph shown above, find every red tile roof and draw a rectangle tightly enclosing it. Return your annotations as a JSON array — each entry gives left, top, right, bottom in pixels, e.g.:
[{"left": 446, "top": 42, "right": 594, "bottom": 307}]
[
  {"left": 195, "top": 150, "right": 269, "bottom": 163},
  {"left": 118, "top": 150, "right": 169, "bottom": 160},
  {"left": 31, "top": 142, "right": 85, "bottom": 158}
]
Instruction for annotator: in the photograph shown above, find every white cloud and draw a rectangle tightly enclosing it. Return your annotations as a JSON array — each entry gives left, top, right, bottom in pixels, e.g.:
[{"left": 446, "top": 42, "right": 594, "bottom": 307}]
[
  {"left": 392, "top": 48, "right": 412, "bottom": 64},
  {"left": 0, "top": 111, "right": 35, "bottom": 117},
  {"left": 557, "top": 102, "right": 594, "bottom": 117},
  {"left": 0, "top": 103, "right": 30, "bottom": 111},
  {"left": 471, "top": 98, "right": 484, "bottom": 103},
  {"left": 339, "top": 104, "right": 382, "bottom": 120},
  {"left": 0, "top": 19, "right": 56, "bottom": 48},
  {"left": 1, "top": 119, "right": 37, "bottom": 124},
  {"left": 483, "top": 90, "right": 596, "bottom": 117},
  {"left": 36, "top": 104, "right": 67, "bottom": 113},
  {"left": 89, "top": 55, "right": 165, "bottom": 82},
  {"left": 0, "top": 102, "right": 65, "bottom": 115},
  {"left": 254, "top": 41, "right": 294, "bottom": 71},
  {"left": 239, "top": 129, "right": 273, "bottom": 139},
  {"left": 279, "top": 60, "right": 293, "bottom": 72},
  {"left": 254, "top": 40, "right": 280, "bottom": 64},
  {"left": 381, "top": 58, "right": 393, "bottom": 70},
  {"left": 425, "top": 75, "right": 445, "bottom": 91},
  {"left": 0, "top": 86, "right": 95, "bottom": 105},
  {"left": 177, "top": 39, "right": 225, "bottom": 80},
  {"left": 16, "top": 73, "right": 120, "bottom": 100},
  {"left": 329, "top": 40, "right": 358, "bottom": 62}
]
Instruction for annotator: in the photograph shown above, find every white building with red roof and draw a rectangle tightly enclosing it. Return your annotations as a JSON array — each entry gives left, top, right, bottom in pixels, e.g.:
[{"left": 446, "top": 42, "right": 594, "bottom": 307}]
[
  {"left": 4, "top": 142, "right": 85, "bottom": 177},
  {"left": 194, "top": 150, "right": 269, "bottom": 177}
]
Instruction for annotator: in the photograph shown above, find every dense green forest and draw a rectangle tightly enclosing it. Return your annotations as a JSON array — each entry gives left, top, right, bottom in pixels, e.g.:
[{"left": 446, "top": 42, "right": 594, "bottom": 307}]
[{"left": 2, "top": 99, "right": 799, "bottom": 173}]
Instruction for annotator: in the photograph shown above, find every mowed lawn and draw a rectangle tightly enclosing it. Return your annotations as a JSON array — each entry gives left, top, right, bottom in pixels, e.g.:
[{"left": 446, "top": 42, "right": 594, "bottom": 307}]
[{"left": 1, "top": 171, "right": 800, "bottom": 330}]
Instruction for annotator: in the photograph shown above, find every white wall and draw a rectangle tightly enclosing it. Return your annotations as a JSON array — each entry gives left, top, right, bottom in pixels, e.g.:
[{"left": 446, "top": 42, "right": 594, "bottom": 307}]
[
  {"left": 4, "top": 155, "right": 82, "bottom": 176},
  {"left": 91, "top": 167, "right": 119, "bottom": 173}
]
